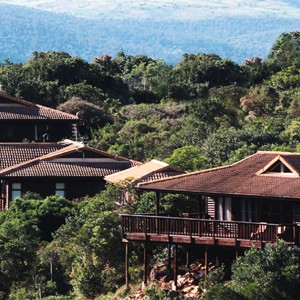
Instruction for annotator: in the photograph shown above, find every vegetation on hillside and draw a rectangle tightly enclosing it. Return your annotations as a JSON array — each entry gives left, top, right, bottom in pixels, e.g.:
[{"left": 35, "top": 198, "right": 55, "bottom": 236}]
[
  {"left": 2, "top": 32, "right": 300, "bottom": 167},
  {"left": 1, "top": 32, "right": 300, "bottom": 298},
  {"left": 202, "top": 241, "right": 300, "bottom": 300},
  {"left": 1, "top": 191, "right": 300, "bottom": 299}
]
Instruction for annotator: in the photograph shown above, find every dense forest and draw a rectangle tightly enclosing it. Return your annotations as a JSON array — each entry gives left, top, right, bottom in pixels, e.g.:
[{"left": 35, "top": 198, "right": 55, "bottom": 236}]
[
  {"left": 1, "top": 2, "right": 300, "bottom": 64},
  {"left": 2, "top": 31, "right": 300, "bottom": 168},
  {"left": 1, "top": 32, "right": 300, "bottom": 299}
]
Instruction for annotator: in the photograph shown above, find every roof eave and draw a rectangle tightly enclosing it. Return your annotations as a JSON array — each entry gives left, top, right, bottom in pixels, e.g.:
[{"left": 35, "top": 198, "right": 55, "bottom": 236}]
[{"left": 137, "top": 186, "right": 300, "bottom": 200}]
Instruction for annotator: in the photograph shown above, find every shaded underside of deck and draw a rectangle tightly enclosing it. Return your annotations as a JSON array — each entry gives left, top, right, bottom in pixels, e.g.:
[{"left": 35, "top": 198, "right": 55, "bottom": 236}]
[{"left": 123, "top": 232, "right": 293, "bottom": 248}]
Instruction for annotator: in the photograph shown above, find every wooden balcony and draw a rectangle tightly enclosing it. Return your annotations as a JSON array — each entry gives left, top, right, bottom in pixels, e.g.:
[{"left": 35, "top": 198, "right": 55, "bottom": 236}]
[{"left": 121, "top": 214, "right": 298, "bottom": 248}]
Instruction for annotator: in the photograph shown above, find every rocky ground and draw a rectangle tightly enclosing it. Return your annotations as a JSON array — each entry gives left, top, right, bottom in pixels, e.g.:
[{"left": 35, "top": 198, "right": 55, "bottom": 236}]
[{"left": 129, "top": 260, "right": 217, "bottom": 299}]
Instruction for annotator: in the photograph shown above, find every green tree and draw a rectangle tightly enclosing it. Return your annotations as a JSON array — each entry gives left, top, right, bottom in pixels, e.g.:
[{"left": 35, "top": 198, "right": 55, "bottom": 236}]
[
  {"left": 57, "top": 97, "right": 113, "bottom": 133},
  {"left": 60, "top": 82, "right": 106, "bottom": 104},
  {"left": 0, "top": 196, "right": 75, "bottom": 298},
  {"left": 230, "top": 241, "right": 300, "bottom": 300},
  {"left": 165, "top": 145, "right": 208, "bottom": 171},
  {"left": 48, "top": 187, "right": 125, "bottom": 298},
  {"left": 267, "top": 32, "right": 300, "bottom": 71},
  {"left": 241, "top": 56, "right": 270, "bottom": 85},
  {"left": 240, "top": 85, "right": 281, "bottom": 118},
  {"left": 170, "top": 53, "right": 245, "bottom": 100}
]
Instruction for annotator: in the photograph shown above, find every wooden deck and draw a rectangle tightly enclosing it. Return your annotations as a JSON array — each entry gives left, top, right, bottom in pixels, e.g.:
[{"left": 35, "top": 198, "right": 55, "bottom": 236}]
[{"left": 121, "top": 214, "right": 297, "bottom": 248}]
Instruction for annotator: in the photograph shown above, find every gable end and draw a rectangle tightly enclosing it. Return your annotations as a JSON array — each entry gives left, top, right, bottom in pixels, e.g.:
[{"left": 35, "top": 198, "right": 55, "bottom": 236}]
[{"left": 256, "top": 155, "right": 299, "bottom": 177}]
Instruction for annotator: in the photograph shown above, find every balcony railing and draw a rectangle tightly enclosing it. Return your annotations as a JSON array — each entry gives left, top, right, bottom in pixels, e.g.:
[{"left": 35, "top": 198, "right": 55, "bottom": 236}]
[{"left": 121, "top": 214, "right": 297, "bottom": 244}]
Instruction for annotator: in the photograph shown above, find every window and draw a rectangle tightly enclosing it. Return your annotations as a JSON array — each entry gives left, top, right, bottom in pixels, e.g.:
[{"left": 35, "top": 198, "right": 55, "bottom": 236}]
[
  {"left": 11, "top": 183, "right": 21, "bottom": 200},
  {"left": 35, "top": 124, "right": 49, "bottom": 141},
  {"left": 55, "top": 183, "right": 65, "bottom": 197},
  {"left": 269, "top": 162, "right": 292, "bottom": 173}
]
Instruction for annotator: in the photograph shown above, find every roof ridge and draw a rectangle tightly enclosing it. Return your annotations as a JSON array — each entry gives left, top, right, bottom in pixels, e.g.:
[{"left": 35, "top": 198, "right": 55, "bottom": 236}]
[
  {"left": 0, "top": 92, "right": 35, "bottom": 107},
  {"left": 77, "top": 145, "right": 141, "bottom": 163},
  {"left": 0, "top": 142, "right": 64, "bottom": 146},
  {"left": 36, "top": 104, "right": 78, "bottom": 120},
  {"left": 0, "top": 92, "right": 78, "bottom": 120},
  {"left": 257, "top": 150, "right": 300, "bottom": 155}
]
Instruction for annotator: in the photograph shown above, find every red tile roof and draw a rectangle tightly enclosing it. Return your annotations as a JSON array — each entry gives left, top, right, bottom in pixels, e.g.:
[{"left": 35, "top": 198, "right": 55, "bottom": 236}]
[
  {"left": 0, "top": 143, "right": 65, "bottom": 170},
  {"left": 0, "top": 92, "right": 78, "bottom": 120},
  {"left": 138, "top": 152, "right": 300, "bottom": 199},
  {"left": 139, "top": 170, "right": 185, "bottom": 183},
  {"left": 0, "top": 142, "right": 138, "bottom": 178},
  {"left": 1, "top": 161, "right": 133, "bottom": 177}
]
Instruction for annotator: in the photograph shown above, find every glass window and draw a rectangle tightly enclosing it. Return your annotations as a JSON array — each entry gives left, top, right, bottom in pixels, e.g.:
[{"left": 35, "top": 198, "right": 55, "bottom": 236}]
[
  {"left": 11, "top": 183, "right": 21, "bottom": 200},
  {"left": 55, "top": 183, "right": 65, "bottom": 197}
]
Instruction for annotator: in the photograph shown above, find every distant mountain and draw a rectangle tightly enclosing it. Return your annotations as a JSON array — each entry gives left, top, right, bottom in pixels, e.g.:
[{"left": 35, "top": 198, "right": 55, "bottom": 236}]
[
  {"left": 0, "top": 1, "right": 300, "bottom": 64},
  {"left": 2, "top": 0, "right": 300, "bottom": 20}
]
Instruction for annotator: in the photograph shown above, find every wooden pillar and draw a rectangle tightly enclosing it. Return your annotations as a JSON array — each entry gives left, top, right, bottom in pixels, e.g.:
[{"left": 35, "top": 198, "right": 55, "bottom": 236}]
[
  {"left": 235, "top": 244, "right": 239, "bottom": 259},
  {"left": 217, "top": 197, "right": 224, "bottom": 220},
  {"left": 167, "top": 243, "right": 171, "bottom": 272},
  {"left": 173, "top": 244, "right": 178, "bottom": 290},
  {"left": 186, "top": 246, "right": 190, "bottom": 268},
  {"left": 143, "top": 241, "right": 148, "bottom": 287},
  {"left": 155, "top": 192, "right": 160, "bottom": 216},
  {"left": 224, "top": 197, "right": 232, "bottom": 221},
  {"left": 125, "top": 243, "right": 129, "bottom": 289},
  {"left": 204, "top": 245, "right": 208, "bottom": 276}
]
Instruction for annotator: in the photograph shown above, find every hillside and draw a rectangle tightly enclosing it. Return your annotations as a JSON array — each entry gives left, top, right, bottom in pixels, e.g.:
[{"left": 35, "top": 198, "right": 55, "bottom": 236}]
[
  {"left": 1, "top": 30, "right": 300, "bottom": 299},
  {"left": 1, "top": 2, "right": 300, "bottom": 63}
]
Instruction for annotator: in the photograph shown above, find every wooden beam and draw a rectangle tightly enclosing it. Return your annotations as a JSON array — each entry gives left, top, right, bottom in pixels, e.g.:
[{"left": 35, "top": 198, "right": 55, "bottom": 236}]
[
  {"left": 125, "top": 243, "right": 129, "bottom": 289},
  {"left": 204, "top": 245, "right": 208, "bottom": 276},
  {"left": 186, "top": 245, "right": 190, "bottom": 268},
  {"left": 143, "top": 241, "right": 148, "bottom": 288},
  {"left": 168, "top": 243, "right": 171, "bottom": 272},
  {"left": 236, "top": 243, "right": 239, "bottom": 259},
  {"left": 173, "top": 244, "right": 178, "bottom": 291}
]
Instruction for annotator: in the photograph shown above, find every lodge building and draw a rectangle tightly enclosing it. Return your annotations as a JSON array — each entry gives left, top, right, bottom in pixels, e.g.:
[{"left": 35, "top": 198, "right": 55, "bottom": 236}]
[
  {"left": 0, "top": 92, "right": 138, "bottom": 207},
  {"left": 0, "top": 92, "right": 79, "bottom": 142},
  {"left": 121, "top": 151, "right": 300, "bottom": 288}
]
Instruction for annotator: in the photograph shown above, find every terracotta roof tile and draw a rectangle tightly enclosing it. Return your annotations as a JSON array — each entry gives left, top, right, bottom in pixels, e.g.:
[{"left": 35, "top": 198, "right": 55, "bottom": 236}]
[
  {"left": 0, "top": 142, "right": 138, "bottom": 178},
  {"left": 138, "top": 152, "right": 300, "bottom": 199},
  {"left": 0, "top": 143, "right": 65, "bottom": 170},
  {"left": 138, "top": 170, "right": 185, "bottom": 183},
  {"left": 0, "top": 92, "right": 78, "bottom": 120},
  {"left": 2, "top": 161, "right": 133, "bottom": 177},
  {"left": 0, "top": 106, "right": 78, "bottom": 120}
]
